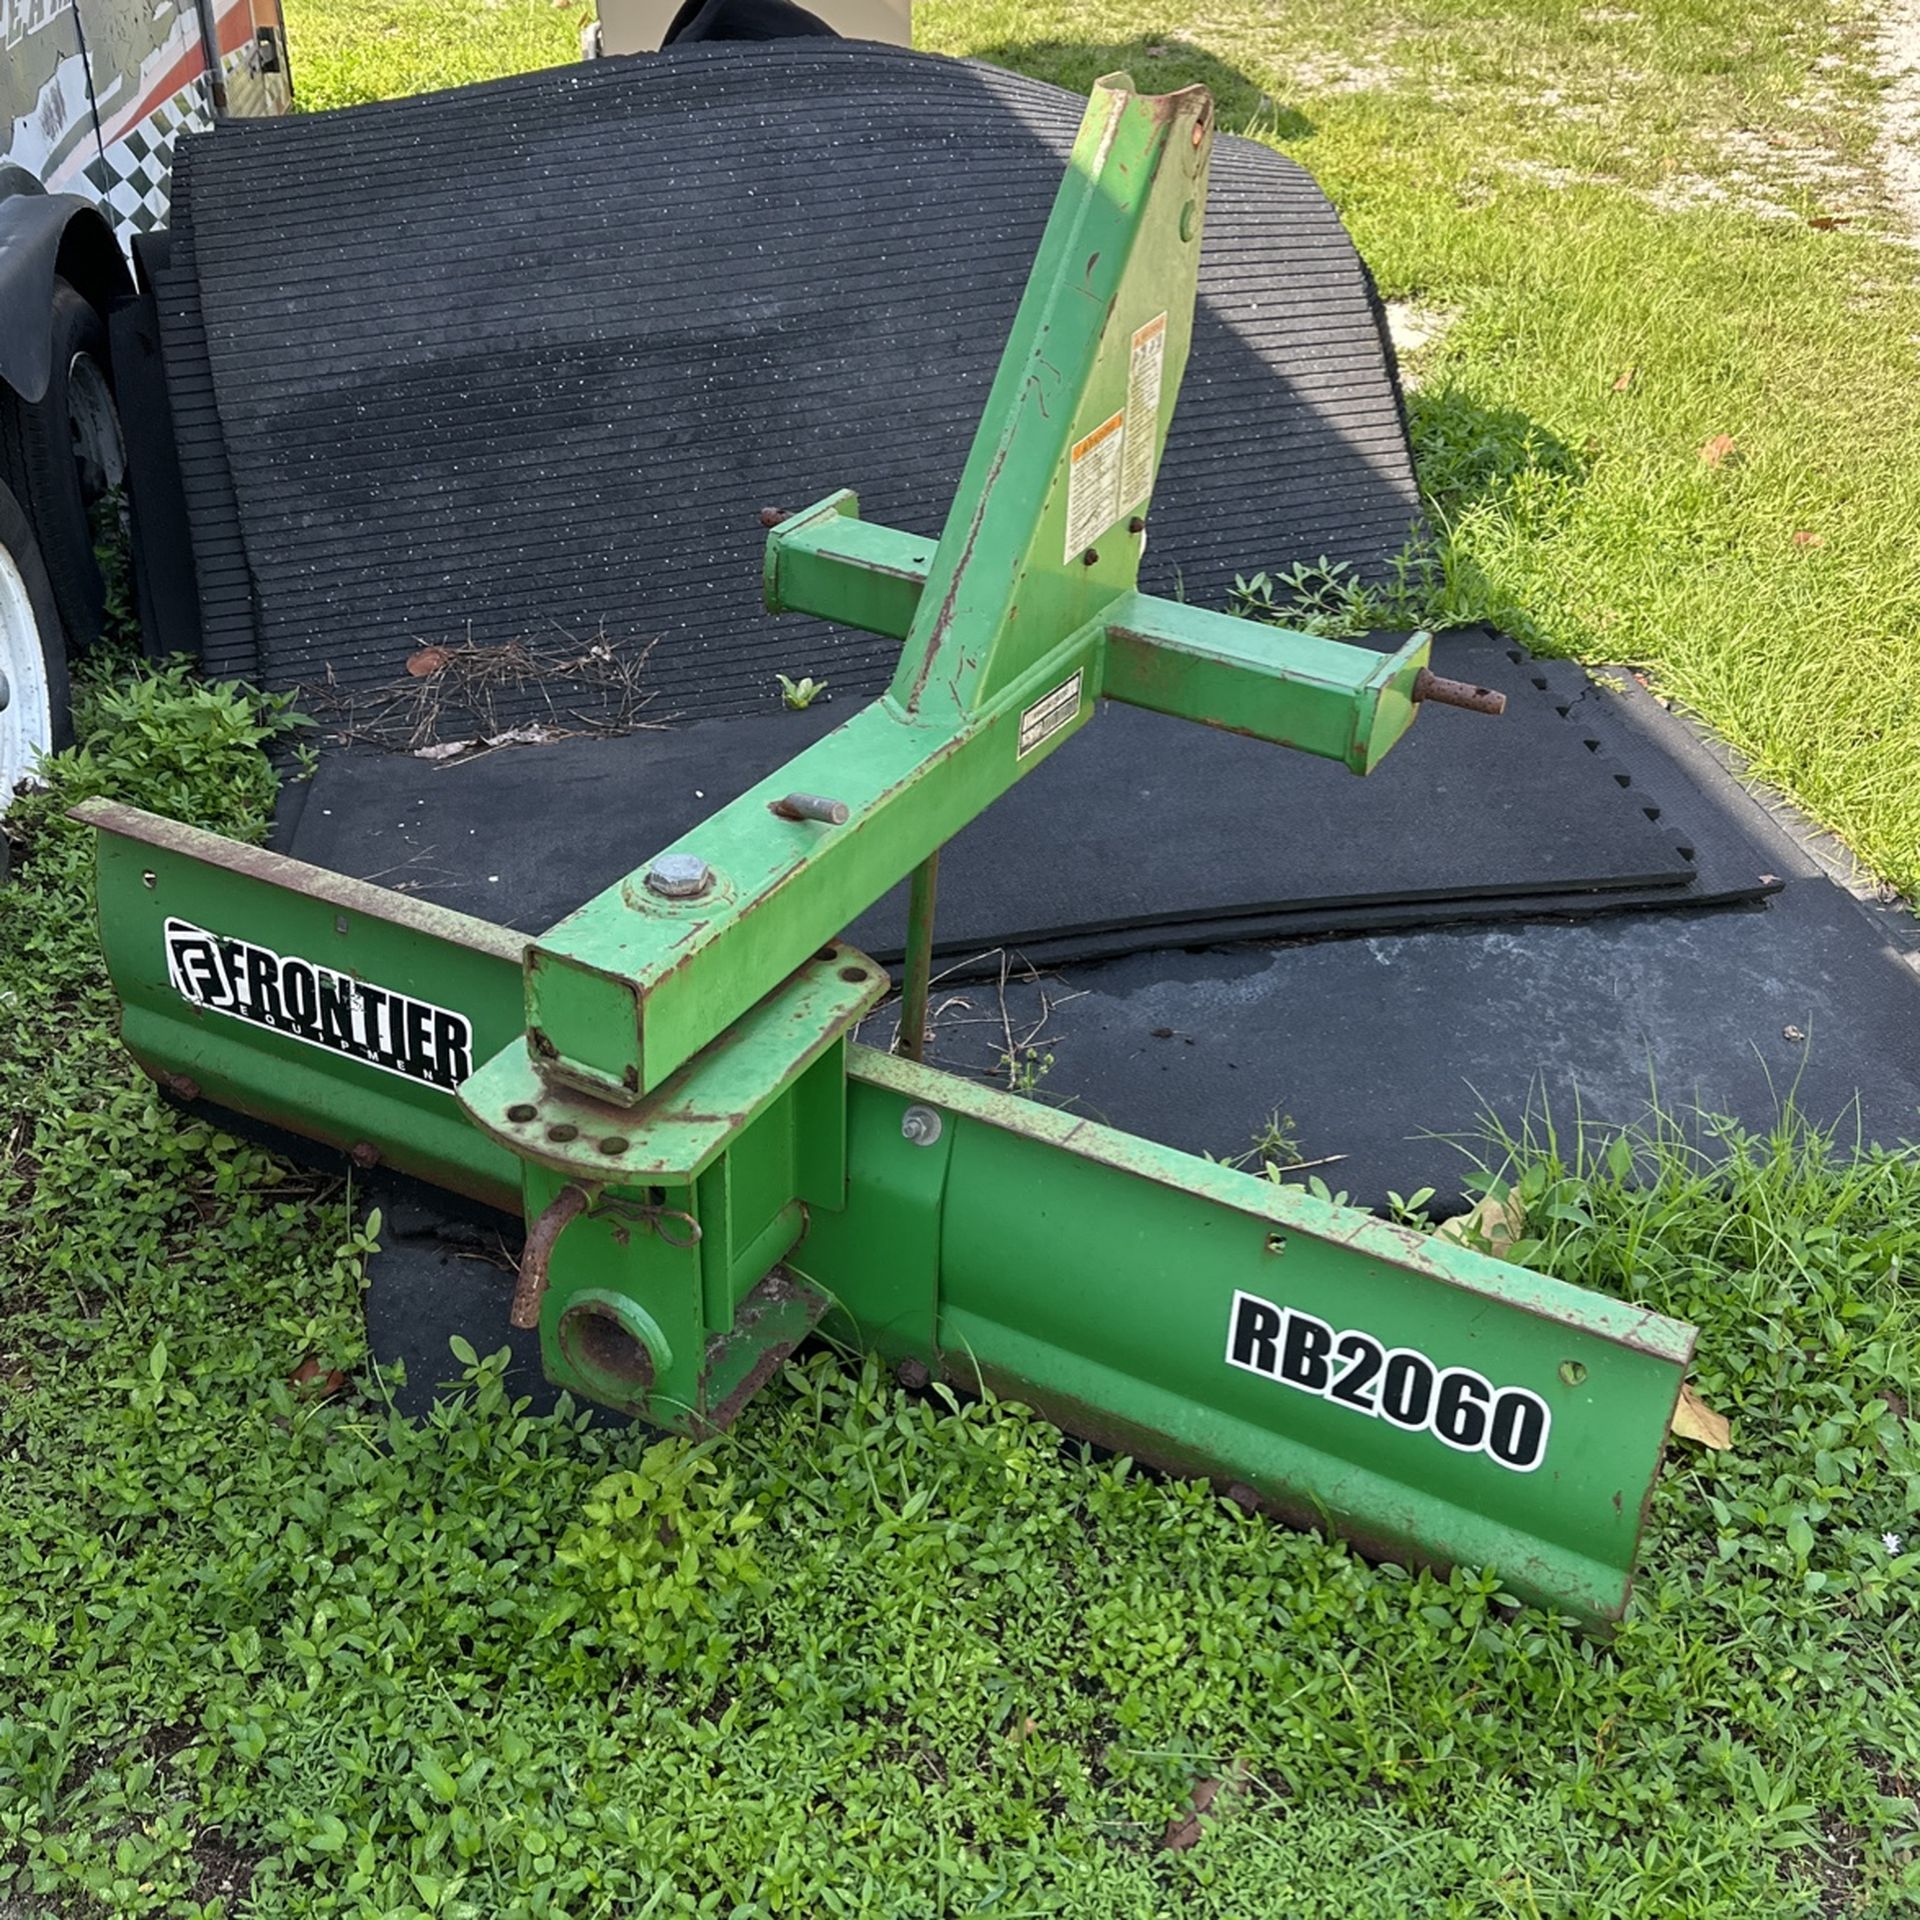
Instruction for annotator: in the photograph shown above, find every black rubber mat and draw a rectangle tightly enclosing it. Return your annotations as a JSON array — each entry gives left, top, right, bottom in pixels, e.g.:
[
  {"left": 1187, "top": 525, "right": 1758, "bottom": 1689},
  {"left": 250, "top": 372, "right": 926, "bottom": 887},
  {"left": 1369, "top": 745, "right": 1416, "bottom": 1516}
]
[
  {"left": 982, "top": 651, "right": 1790, "bottom": 972},
  {"left": 158, "top": 42, "right": 1420, "bottom": 724},
  {"left": 328, "top": 686, "right": 1920, "bottom": 1396},
  {"left": 109, "top": 266, "right": 201, "bottom": 666},
  {"left": 277, "top": 631, "right": 1760, "bottom": 966},
  {"left": 896, "top": 876, "right": 1920, "bottom": 1211},
  {"left": 862, "top": 689, "right": 1920, "bottom": 1204},
  {"left": 356, "top": 1193, "right": 580, "bottom": 1421},
  {"left": 146, "top": 149, "right": 258, "bottom": 684}
]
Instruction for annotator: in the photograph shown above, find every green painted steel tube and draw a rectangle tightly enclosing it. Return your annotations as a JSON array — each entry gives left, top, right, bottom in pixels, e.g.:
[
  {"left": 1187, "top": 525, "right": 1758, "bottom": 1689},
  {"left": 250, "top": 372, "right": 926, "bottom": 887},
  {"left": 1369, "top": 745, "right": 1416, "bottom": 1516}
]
[
  {"left": 799, "top": 1049, "right": 1695, "bottom": 1623},
  {"left": 526, "top": 633, "right": 1105, "bottom": 1102},
  {"left": 762, "top": 491, "right": 932, "bottom": 641},
  {"left": 1103, "top": 594, "right": 1431, "bottom": 774}
]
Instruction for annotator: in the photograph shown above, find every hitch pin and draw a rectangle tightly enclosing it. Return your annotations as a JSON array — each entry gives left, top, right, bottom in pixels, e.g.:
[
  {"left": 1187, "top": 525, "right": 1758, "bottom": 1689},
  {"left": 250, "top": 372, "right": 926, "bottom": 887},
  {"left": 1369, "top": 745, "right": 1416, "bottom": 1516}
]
[
  {"left": 1412, "top": 667, "right": 1507, "bottom": 717},
  {"left": 509, "top": 1186, "right": 702, "bottom": 1330},
  {"left": 769, "top": 792, "right": 852, "bottom": 825},
  {"left": 511, "top": 1184, "right": 591, "bottom": 1330}
]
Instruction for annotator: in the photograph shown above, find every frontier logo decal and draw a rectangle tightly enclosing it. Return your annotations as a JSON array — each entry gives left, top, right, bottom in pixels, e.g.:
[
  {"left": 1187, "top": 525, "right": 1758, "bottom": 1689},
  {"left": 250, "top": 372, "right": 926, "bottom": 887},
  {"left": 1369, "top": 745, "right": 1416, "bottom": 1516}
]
[
  {"left": 1225, "top": 1290, "right": 1553, "bottom": 1473},
  {"left": 163, "top": 919, "right": 475, "bottom": 1094}
]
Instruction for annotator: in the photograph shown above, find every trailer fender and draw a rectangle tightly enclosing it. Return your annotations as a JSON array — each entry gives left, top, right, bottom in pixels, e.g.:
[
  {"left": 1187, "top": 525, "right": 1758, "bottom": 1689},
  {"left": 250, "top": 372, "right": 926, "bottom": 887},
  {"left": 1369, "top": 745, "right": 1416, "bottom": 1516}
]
[{"left": 0, "top": 185, "right": 132, "bottom": 405}]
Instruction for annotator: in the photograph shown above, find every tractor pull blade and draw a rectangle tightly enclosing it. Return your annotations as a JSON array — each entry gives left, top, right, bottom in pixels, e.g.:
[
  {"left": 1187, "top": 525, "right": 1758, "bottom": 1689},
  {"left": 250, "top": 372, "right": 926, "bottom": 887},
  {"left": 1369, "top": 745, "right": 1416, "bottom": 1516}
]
[{"left": 75, "top": 75, "right": 1695, "bottom": 1622}]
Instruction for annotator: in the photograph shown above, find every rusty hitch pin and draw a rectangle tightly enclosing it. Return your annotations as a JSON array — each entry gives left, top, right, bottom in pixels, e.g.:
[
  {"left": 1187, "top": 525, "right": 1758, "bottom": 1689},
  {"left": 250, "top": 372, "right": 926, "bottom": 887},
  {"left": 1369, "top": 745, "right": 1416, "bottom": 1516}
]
[
  {"left": 769, "top": 792, "right": 852, "bottom": 825},
  {"left": 510, "top": 1184, "right": 591, "bottom": 1330},
  {"left": 1412, "top": 667, "right": 1507, "bottom": 717}
]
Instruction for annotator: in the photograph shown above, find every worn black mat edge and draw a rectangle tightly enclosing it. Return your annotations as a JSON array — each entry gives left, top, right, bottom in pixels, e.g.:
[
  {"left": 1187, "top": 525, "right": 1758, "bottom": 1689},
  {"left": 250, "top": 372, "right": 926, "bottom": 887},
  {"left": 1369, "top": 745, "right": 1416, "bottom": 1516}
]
[
  {"left": 267, "top": 630, "right": 1760, "bottom": 972},
  {"left": 854, "top": 654, "right": 1784, "bottom": 981}
]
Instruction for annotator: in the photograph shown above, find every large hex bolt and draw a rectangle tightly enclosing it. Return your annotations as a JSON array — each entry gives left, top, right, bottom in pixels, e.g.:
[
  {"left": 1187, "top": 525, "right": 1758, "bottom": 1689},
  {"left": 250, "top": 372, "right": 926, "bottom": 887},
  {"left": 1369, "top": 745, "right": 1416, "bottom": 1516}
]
[{"left": 643, "top": 853, "right": 714, "bottom": 900}]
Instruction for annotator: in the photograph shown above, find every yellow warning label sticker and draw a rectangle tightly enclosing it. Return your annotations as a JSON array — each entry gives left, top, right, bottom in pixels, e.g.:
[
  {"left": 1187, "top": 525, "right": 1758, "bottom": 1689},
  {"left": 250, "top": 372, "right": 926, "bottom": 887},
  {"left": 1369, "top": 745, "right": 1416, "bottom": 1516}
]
[
  {"left": 1121, "top": 312, "right": 1168, "bottom": 511},
  {"left": 1063, "top": 410, "right": 1125, "bottom": 562}
]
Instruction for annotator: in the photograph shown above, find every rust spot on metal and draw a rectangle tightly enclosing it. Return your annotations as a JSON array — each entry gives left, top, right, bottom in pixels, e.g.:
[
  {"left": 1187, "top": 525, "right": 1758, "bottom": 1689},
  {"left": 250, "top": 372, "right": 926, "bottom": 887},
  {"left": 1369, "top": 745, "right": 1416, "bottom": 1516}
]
[
  {"left": 156, "top": 1070, "right": 200, "bottom": 1105},
  {"left": 903, "top": 436, "right": 1013, "bottom": 713},
  {"left": 702, "top": 1342, "right": 790, "bottom": 1434},
  {"left": 558, "top": 1297, "right": 655, "bottom": 1396},
  {"left": 511, "top": 1184, "right": 590, "bottom": 1331},
  {"left": 694, "top": 1269, "right": 829, "bottom": 1433},
  {"left": 348, "top": 1141, "right": 381, "bottom": 1170}
]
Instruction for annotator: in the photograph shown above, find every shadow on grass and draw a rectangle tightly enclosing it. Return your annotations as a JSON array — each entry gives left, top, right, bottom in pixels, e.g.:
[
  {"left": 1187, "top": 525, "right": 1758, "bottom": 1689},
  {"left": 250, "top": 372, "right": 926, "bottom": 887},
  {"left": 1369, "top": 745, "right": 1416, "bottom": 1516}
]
[{"left": 967, "top": 39, "right": 1315, "bottom": 141}]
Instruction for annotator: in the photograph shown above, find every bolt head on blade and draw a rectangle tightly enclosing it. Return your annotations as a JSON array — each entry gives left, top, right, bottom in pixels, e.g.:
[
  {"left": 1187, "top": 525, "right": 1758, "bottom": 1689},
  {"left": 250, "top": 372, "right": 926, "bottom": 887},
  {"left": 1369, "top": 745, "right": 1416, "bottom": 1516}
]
[{"left": 644, "top": 853, "right": 714, "bottom": 899}]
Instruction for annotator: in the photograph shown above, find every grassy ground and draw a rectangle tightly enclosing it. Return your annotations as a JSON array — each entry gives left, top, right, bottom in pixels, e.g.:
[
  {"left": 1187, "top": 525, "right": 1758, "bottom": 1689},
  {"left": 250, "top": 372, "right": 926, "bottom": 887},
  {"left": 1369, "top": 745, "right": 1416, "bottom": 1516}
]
[
  {"left": 3, "top": 685, "right": 1918, "bottom": 1918},
  {"left": 3, "top": 0, "right": 1919, "bottom": 1914}
]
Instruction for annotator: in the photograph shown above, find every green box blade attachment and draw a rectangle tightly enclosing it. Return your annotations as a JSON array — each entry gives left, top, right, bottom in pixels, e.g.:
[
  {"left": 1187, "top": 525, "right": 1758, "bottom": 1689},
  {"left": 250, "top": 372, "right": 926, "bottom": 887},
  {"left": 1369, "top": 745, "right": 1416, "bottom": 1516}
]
[{"left": 69, "top": 77, "right": 1695, "bottom": 1623}]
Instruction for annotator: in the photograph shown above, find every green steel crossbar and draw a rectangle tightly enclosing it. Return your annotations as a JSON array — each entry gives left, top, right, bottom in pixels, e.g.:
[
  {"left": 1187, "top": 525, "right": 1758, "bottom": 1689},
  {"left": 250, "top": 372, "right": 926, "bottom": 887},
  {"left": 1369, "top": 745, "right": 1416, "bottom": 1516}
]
[{"left": 73, "top": 76, "right": 1696, "bottom": 1622}]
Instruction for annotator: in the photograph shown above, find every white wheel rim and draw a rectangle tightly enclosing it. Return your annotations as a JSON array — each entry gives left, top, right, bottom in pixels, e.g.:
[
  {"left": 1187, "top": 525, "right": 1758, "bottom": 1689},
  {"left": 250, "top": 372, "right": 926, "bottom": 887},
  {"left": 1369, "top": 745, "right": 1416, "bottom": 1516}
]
[{"left": 0, "top": 542, "right": 53, "bottom": 810}]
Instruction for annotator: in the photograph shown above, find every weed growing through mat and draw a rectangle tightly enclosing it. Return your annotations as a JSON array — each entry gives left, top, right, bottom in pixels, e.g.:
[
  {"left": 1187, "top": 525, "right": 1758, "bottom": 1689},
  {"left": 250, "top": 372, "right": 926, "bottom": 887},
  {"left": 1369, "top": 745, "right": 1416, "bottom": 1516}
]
[{"left": 777, "top": 672, "right": 829, "bottom": 711}]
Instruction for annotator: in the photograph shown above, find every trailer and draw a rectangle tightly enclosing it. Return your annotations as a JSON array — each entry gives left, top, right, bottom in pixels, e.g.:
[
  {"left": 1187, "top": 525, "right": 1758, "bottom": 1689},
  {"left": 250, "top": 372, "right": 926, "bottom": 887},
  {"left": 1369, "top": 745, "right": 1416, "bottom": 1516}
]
[{"left": 0, "top": 0, "right": 289, "bottom": 806}]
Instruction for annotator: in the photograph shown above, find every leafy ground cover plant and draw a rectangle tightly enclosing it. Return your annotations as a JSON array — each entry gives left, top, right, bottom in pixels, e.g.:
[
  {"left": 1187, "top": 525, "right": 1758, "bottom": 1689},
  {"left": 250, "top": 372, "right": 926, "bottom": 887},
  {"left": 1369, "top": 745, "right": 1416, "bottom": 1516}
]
[{"left": 14, "top": 0, "right": 1920, "bottom": 1900}]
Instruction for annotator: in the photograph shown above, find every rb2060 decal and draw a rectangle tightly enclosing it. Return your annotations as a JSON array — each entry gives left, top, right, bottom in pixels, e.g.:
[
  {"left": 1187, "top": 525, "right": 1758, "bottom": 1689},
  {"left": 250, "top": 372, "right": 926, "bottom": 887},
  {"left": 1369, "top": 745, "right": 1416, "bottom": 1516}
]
[{"left": 1226, "top": 1290, "right": 1553, "bottom": 1473}]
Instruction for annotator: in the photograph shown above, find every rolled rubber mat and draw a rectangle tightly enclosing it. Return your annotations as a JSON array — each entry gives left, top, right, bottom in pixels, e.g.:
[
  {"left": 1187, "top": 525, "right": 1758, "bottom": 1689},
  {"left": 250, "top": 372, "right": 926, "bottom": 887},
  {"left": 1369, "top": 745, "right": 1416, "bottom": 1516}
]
[
  {"left": 157, "top": 42, "right": 1421, "bottom": 723},
  {"left": 276, "top": 631, "right": 1766, "bottom": 967}
]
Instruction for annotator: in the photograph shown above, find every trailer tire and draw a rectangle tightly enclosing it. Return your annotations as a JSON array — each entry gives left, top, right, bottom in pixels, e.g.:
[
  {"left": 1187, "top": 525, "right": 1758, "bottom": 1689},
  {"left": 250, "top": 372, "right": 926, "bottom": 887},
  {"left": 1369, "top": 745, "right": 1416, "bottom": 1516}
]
[
  {"left": 0, "top": 277, "right": 125, "bottom": 650},
  {"left": 0, "top": 478, "right": 71, "bottom": 813}
]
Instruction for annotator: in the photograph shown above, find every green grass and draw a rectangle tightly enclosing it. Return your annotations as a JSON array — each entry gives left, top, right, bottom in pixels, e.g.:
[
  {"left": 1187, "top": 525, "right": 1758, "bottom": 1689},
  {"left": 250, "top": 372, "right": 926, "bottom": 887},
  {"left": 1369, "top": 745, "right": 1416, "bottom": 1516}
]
[
  {"left": 287, "top": 0, "right": 580, "bottom": 111},
  {"left": 6, "top": 0, "right": 1920, "bottom": 1911},
  {"left": 911, "top": 0, "right": 1920, "bottom": 894}
]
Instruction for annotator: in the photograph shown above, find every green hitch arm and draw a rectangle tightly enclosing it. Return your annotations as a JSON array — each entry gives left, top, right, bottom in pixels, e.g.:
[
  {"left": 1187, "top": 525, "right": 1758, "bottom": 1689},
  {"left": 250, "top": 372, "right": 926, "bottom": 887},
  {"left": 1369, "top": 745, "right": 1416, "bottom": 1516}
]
[
  {"left": 522, "top": 77, "right": 1484, "bottom": 1106},
  {"left": 73, "top": 75, "right": 1691, "bottom": 1623}
]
